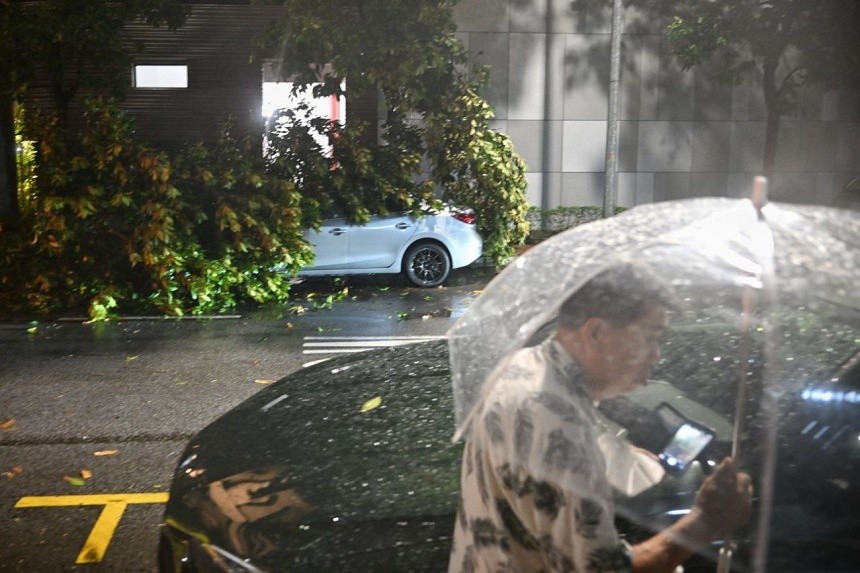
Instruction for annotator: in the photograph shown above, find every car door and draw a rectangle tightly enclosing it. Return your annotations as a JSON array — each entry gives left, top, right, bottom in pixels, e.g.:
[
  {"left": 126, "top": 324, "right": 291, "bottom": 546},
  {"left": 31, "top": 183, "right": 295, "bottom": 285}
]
[
  {"left": 345, "top": 212, "right": 418, "bottom": 269},
  {"left": 303, "top": 216, "right": 350, "bottom": 270}
]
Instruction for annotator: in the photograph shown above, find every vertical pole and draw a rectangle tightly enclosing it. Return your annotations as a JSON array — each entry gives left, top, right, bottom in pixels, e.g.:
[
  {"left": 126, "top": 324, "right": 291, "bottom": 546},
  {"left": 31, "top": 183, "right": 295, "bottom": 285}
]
[
  {"left": 541, "top": 0, "right": 561, "bottom": 230},
  {"left": 603, "top": 0, "right": 623, "bottom": 219}
]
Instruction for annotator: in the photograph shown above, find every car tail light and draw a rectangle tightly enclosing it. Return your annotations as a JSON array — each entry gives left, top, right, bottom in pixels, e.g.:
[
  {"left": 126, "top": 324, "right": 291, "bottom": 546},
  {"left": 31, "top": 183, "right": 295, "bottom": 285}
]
[{"left": 453, "top": 211, "right": 476, "bottom": 225}]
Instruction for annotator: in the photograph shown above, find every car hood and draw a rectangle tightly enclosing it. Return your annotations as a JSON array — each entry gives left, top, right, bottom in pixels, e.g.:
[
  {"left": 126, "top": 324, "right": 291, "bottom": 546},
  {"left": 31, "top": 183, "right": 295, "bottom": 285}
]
[
  {"left": 164, "top": 334, "right": 860, "bottom": 572},
  {"left": 164, "top": 340, "right": 461, "bottom": 571}
]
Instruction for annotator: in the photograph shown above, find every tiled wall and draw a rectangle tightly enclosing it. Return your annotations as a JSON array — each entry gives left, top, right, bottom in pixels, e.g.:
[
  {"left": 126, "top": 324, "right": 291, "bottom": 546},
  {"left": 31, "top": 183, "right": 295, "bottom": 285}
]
[{"left": 453, "top": 0, "right": 860, "bottom": 208}]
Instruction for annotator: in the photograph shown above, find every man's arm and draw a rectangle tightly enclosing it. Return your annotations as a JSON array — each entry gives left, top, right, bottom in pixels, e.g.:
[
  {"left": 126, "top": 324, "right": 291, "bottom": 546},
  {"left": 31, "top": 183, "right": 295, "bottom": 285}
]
[{"left": 631, "top": 457, "right": 753, "bottom": 573}]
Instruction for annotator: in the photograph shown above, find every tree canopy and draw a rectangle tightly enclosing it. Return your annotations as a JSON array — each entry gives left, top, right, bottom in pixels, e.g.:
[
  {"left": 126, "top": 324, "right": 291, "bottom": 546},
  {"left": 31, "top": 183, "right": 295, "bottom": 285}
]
[
  {"left": 256, "top": 0, "right": 529, "bottom": 263},
  {"left": 657, "top": 0, "right": 860, "bottom": 181}
]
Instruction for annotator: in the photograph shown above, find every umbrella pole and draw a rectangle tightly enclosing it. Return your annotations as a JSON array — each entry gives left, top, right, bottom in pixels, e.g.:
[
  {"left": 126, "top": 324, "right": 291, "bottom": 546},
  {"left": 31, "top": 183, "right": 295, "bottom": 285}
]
[
  {"left": 731, "top": 286, "right": 755, "bottom": 460},
  {"left": 730, "top": 176, "right": 768, "bottom": 459},
  {"left": 716, "top": 285, "right": 753, "bottom": 573},
  {"left": 718, "top": 177, "right": 768, "bottom": 573}
]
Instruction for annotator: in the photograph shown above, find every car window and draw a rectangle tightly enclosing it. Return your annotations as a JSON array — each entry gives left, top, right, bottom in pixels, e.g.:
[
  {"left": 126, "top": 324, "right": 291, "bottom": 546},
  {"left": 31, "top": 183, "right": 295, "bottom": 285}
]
[
  {"left": 603, "top": 293, "right": 860, "bottom": 571},
  {"left": 320, "top": 202, "right": 346, "bottom": 220}
]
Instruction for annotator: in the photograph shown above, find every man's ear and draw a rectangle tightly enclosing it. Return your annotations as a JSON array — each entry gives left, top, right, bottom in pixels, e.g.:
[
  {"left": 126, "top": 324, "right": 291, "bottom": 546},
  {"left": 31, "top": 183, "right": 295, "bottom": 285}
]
[{"left": 580, "top": 316, "right": 607, "bottom": 347}]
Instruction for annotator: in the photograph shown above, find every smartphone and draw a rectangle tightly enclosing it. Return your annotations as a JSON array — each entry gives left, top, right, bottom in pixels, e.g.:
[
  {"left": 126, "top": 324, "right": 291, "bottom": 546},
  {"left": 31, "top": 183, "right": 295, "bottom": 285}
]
[{"left": 657, "top": 415, "right": 715, "bottom": 475}]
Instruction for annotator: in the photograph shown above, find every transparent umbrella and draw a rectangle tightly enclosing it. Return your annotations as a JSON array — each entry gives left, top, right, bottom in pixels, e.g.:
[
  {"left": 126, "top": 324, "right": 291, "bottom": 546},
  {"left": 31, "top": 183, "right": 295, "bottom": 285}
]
[{"left": 447, "top": 181, "right": 859, "bottom": 572}]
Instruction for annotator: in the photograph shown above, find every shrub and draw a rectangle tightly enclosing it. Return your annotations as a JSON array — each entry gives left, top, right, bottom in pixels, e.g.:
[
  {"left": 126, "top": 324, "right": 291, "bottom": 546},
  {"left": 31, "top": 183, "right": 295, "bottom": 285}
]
[
  {"left": 525, "top": 205, "right": 606, "bottom": 242},
  {"left": 0, "top": 98, "right": 310, "bottom": 318}
]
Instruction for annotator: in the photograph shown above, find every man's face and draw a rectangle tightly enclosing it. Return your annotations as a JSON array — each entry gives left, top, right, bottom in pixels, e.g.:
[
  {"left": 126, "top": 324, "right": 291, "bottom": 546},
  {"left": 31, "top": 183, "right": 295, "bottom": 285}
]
[{"left": 590, "top": 304, "right": 668, "bottom": 400}]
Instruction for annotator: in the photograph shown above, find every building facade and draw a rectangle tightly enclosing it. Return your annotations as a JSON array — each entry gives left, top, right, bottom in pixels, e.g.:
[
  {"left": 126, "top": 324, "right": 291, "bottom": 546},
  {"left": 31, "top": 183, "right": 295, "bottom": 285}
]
[
  {"left": 16, "top": 1, "right": 859, "bottom": 212},
  {"left": 453, "top": 0, "right": 860, "bottom": 209}
]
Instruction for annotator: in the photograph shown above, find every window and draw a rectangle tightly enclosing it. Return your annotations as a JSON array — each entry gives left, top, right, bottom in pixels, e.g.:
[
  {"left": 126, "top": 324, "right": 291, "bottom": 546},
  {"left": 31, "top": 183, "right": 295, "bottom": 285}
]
[{"left": 133, "top": 65, "right": 188, "bottom": 88}]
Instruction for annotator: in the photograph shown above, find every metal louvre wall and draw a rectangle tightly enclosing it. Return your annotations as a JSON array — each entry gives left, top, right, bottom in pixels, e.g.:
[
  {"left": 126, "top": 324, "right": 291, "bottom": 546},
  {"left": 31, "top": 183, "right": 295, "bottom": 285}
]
[
  {"left": 23, "top": 2, "right": 379, "bottom": 152},
  {"left": 121, "top": 3, "right": 286, "bottom": 150}
]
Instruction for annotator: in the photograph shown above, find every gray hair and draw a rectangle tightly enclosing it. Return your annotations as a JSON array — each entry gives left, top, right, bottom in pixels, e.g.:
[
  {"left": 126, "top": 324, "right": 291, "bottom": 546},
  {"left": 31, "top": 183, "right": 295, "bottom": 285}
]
[{"left": 557, "top": 262, "right": 677, "bottom": 330}]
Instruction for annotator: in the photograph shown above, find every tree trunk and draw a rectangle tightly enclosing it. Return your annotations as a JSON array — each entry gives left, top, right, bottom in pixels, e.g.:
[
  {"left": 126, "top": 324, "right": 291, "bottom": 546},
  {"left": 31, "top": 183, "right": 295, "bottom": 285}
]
[
  {"left": 761, "top": 54, "right": 781, "bottom": 182},
  {"left": 0, "top": 96, "right": 19, "bottom": 221}
]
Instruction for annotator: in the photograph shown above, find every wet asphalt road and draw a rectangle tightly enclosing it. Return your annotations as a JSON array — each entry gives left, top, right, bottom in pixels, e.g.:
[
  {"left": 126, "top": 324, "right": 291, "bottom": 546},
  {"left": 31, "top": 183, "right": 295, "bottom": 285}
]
[{"left": 0, "top": 266, "right": 494, "bottom": 572}]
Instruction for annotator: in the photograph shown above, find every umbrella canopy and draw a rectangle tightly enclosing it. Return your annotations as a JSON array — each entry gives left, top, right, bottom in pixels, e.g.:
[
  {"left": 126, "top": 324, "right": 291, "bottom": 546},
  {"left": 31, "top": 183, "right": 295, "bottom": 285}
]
[
  {"left": 447, "top": 193, "right": 859, "bottom": 571},
  {"left": 449, "top": 195, "right": 858, "bottom": 439}
]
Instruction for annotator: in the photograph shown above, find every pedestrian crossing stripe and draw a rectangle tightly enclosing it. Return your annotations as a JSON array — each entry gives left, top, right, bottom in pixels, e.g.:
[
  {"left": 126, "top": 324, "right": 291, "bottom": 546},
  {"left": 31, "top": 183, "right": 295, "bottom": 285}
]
[{"left": 302, "top": 335, "right": 444, "bottom": 355}]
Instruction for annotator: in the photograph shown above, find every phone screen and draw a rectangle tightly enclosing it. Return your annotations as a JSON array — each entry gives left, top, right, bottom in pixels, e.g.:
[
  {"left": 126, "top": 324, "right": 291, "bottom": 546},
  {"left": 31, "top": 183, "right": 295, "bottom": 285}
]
[{"left": 658, "top": 422, "right": 714, "bottom": 473}]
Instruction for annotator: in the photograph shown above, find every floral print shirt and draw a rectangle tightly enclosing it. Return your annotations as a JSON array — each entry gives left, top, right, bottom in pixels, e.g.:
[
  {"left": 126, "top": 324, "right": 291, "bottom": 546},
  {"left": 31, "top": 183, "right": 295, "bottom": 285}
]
[{"left": 449, "top": 337, "right": 632, "bottom": 573}]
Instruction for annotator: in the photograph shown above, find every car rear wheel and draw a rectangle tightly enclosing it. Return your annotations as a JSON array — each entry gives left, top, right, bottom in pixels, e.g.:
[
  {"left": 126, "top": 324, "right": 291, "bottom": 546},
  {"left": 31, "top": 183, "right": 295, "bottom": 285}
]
[{"left": 404, "top": 242, "right": 451, "bottom": 287}]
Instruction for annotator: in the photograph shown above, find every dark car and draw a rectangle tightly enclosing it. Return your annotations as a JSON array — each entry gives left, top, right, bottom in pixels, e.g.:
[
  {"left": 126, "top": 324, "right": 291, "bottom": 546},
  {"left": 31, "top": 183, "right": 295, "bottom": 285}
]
[
  {"left": 158, "top": 323, "right": 860, "bottom": 572},
  {"left": 158, "top": 340, "right": 461, "bottom": 572}
]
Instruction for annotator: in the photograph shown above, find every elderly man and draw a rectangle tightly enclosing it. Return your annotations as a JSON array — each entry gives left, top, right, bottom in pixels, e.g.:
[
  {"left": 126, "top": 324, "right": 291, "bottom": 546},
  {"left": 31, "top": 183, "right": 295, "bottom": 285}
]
[{"left": 450, "top": 263, "right": 752, "bottom": 573}]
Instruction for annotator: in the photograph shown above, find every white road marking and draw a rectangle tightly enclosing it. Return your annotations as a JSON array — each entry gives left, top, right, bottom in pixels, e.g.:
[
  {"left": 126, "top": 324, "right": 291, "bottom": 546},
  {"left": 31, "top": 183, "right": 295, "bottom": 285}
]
[
  {"left": 302, "top": 335, "right": 444, "bottom": 355},
  {"left": 300, "top": 335, "right": 445, "bottom": 367}
]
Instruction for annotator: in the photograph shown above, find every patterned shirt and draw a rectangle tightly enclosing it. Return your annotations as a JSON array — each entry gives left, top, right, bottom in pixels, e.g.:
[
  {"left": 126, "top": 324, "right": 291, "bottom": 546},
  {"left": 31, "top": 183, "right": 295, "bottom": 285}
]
[{"left": 449, "top": 337, "right": 632, "bottom": 573}]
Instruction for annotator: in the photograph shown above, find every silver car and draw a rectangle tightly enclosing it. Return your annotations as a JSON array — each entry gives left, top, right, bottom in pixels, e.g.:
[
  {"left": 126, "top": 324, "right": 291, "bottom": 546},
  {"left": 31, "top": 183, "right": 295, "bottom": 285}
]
[{"left": 297, "top": 207, "right": 482, "bottom": 287}]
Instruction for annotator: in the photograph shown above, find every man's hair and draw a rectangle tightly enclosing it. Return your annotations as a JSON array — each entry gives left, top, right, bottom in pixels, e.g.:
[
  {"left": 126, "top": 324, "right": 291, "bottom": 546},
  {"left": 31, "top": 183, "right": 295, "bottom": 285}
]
[{"left": 557, "top": 262, "right": 677, "bottom": 330}]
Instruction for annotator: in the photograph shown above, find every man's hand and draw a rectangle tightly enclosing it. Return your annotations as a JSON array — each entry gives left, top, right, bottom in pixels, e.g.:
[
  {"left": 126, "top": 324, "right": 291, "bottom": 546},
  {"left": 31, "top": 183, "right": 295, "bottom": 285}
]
[
  {"left": 631, "top": 457, "right": 753, "bottom": 573},
  {"left": 691, "top": 457, "right": 753, "bottom": 538}
]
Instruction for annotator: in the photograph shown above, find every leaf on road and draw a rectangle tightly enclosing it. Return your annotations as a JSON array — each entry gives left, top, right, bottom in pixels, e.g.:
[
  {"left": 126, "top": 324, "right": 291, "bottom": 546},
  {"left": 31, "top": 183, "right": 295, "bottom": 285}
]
[
  {"left": 360, "top": 396, "right": 383, "bottom": 413},
  {"left": 0, "top": 418, "right": 15, "bottom": 430},
  {"left": 93, "top": 449, "right": 118, "bottom": 456},
  {"left": 125, "top": 355, "right": 139, "bottom": 362},
  {"left": 80, "top": 469, "right": 93, "bottom": 480},
  {"left": 64, "top": 476, "right": 86, "bottom": 486},
  {"left": 3, "top": 466, "right": 23, "bottom": 480},
  {"left": 255, "top": 379, "right": 274, "bottom": 385}
]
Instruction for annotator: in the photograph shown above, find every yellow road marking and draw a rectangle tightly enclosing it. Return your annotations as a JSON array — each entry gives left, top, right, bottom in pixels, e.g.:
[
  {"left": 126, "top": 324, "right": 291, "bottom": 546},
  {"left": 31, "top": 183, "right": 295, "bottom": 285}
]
[{"left": 15, "top": 493, "right": 169, "bottom": 564}]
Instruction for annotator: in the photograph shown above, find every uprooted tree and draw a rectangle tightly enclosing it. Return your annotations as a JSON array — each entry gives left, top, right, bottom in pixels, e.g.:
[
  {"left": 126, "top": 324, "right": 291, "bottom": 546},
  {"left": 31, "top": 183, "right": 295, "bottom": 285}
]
[
  {"left": 0, "top": 1, "right": 312, "bottom": 318},
  {"left": 1, "top": 0, "right": 529, "bottom": 319},
  {"left": 256, "top": 0, "right": 530, "bottom": 264}
]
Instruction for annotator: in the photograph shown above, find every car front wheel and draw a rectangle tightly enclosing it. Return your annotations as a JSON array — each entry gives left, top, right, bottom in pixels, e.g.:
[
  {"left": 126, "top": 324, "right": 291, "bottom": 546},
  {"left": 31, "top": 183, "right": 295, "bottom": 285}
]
[{"left": 404, "top": 242, "right": 451, "bottom": 287}]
